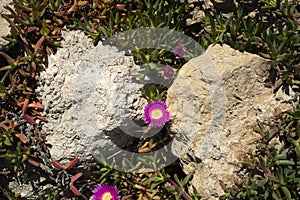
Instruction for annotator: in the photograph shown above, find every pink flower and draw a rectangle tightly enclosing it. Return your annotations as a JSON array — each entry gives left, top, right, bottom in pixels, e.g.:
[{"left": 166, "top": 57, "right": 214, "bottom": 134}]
[
  {"left": 92, "top": 184, "right": 120, "bottom": 200},
  {"left": 163, "top": 65, "right": 175, "bottom": 78},
  {"left": 143, "top": 101, "right": 171, "bottom": 127},
  {"left": 174, "top": 43, "right": 185, "bottom": 58}
]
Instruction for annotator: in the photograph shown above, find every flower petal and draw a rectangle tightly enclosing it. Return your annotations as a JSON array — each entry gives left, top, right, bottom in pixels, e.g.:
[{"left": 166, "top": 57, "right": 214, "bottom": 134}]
[
  {"left": 92, "top": 184, "right": 120, "bottom": 200},
  {"left": 143, "top": 101, "right": 171, "bottom": 127}
]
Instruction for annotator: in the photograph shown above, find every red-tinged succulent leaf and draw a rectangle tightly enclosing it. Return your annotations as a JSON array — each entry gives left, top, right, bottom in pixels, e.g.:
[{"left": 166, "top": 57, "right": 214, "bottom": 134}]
[
  {"left": 26, "top": 26, "right": 36, "bottom": 32},
  {"left": 65, "top": 157, "right": 79, "bottom": 170},
  {"left": 8, "top": 119, "right": 14, "bottom": 128},
  {"left": 71, "top": 172, "right": 83, "bottom": 182},
  {"left": 0, "top": 170, "right": 11, "bottom": 175},
  {"left": 1, "top": 14, "right": 18, "bottom": 30},
  {"left": 0, "top": 52, "right": 15, "bottom": 64},
  {"left": 23, "top": 114, "right": 36, "bottom": 125},
  {"left": 20, "top": 35, "right": 30, "bottom": 46},
  {"left": 46, "top": 46, "right": 54, "bottom": 55},
  {"left": 115, "top": 4, "right": 126, "bottom": 10},
  {"left": 34, "top": 36, "right": 45, "bottom": 52},
  {"left": 69, "top": 184, "right": 82, "bottom": 196},
  {"left": 15, "top": 4, "right": 32, "bottom": 12},
  {"left": 28, "top": 102, "right": 44, "bottom": 110},
  {"left": 14, "top": 133, "right": 28, "bottom": 143},
  {"left": 53, "top": 11, "right": 66, "bottom": 17},
  {"left": 122, "top": 194, "right": 133, "bottom": 199},
  {"left": 67, "top": 0, "right": 79, "bottom": 13},
  {"left": 18, "top": 68, "right": 31, "bottom": 77},
  {"left": 22, "top": 97, "right": 30, "bottom": 113},
  {"left": 15, "top": 8, "right": 31, "bottom": 22},
  {"left": 0, "top": 122, "right": 9, "bottom": 130},
  {"left": 31, "top": 110, "right": 48, "bottom": 122},
  {"left": 51, "top": 160, "right": 66, "bottom": 169},
  {"left": 31, "top": 61, "right": 36, "bottom": 71},
  {"left": 52, "top": 28, "right": 61, "bottom": 35},
  {"left": 29, "top": 154, "right": 38, "bottom": 158},
  {"left": 28, "top": 159, "right": 40, "bottom": 167}
]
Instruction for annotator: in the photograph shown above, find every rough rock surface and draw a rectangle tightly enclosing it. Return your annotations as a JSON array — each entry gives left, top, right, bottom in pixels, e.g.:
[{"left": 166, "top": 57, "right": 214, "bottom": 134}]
[
  {"left": 0, "top": 0, "right": 12, "bottom": 49},
  {"left": 167, "top": 44, "right": 296, "bottom": 199},
  {"left": 37, "top": 30, "right": 145, "bottom": 165}
]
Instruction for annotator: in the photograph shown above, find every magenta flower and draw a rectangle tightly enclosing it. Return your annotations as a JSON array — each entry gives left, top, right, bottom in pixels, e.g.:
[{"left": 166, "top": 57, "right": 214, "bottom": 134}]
[
  {"left": 92, "top": 184, "right": 120, "bottom": 200},
  {"left": 174, "top": 43, "right": 185, "bottom": 58},
  {"left": 163, "top": 65, "right": 175, "bottom": 79},
  {"left": 143, "top": 101, "right": 171, "bottom": 127}
]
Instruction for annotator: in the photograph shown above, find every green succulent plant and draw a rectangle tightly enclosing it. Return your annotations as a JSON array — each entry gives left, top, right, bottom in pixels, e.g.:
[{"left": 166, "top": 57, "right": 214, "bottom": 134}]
[
  {"left": 94, "top": 156, "right": 201, "bottom": 199},
  {"left": 195, "top": 0, "right": 300, "bottom": 91},
  {"left": 221, "top": 106, "right": 300, "bottom": 200}
]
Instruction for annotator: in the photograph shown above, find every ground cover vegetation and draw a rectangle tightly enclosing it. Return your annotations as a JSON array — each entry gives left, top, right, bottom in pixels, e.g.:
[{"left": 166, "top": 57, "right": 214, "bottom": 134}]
[{"left": 0, "top": 0, "right": 299, "bottom": 199}]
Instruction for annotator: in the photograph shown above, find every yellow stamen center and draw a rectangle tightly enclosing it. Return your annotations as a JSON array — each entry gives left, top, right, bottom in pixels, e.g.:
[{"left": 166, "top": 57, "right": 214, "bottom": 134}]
[
  {"left": 150, "top": 109, "right": 163, "bottom": 119},
  {"left": 102, "top": 192, "right": 113, "bottom": 200}
]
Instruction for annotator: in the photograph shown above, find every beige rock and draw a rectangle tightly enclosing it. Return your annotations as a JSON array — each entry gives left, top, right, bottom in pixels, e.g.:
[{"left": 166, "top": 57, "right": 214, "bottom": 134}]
[
  {"left": 0, "top": 0, "right": 12, "bottom": 49},
  {"left": 167, "top": 44, "right": 295, "bottom": 199}
]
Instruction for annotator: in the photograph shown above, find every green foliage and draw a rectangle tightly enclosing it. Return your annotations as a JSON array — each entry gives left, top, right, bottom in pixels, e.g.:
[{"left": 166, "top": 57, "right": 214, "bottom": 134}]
[
  {"left": 67, "top": 0, "right": 189, "bottom": 44},
  {"left": 0, "top": 0, "right": 66, "bottom": 156},
  {"left": 37, "top": 190, "right": 58, "bottom": 200},
  {"left": 197, "top": 0, "right": 300, "bottom": 91},
  {"left": 141, "top": 84, "right": 167, "bottom": 102},
  {"left": 221, "top": 106, "right": 300, "bottom": 200},
  {"left": 0, "top": 120, "right": 34, "bottom": 172},
  {"left": 66, "top": 1, "right": 192, "bottom": 87},
  {"left": 0, "top": 127, "right": 14, "bottom": 147},
  {"left": 0, "top": 186, "right": 21, "bottom": 200},
  {"left": 0, "top": 141, "right": 32, "bottom": 172},
  {"left": 1, "top": 0, "right": 64, "bottom": 70},
  {"left": 66, "top": 0, "right": 191, "bottom": 85},
  {"left": 94, "top": 157, "right": 201, "bottom": 199},
  {"left": 0, "top": 1, "right": 66, "bottom": 198}
]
